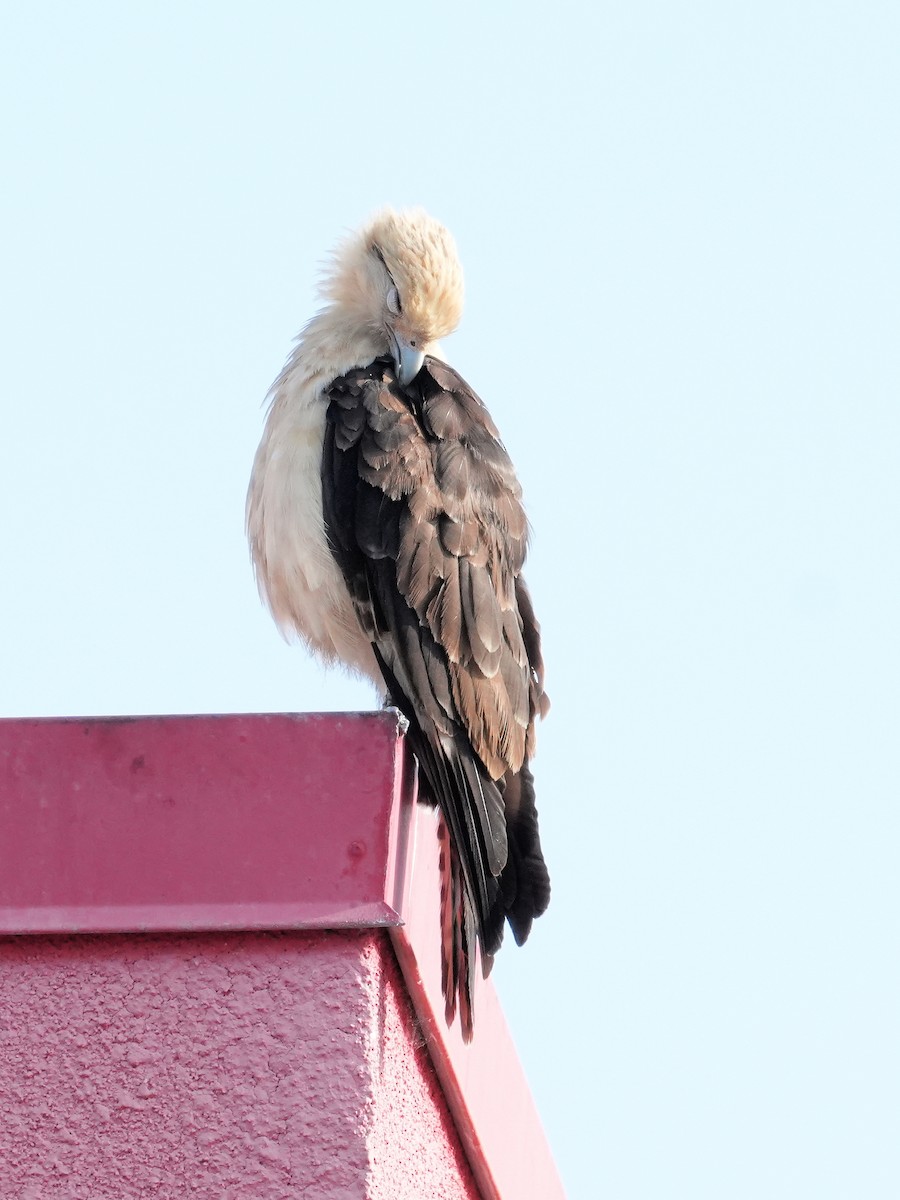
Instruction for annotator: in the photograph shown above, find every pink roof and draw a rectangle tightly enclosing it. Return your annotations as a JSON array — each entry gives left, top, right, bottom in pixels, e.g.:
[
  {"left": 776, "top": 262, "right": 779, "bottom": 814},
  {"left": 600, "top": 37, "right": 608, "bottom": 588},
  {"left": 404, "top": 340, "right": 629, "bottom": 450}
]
[{"left": 0, "top": 712, "right": 563, "bottom": 1199}]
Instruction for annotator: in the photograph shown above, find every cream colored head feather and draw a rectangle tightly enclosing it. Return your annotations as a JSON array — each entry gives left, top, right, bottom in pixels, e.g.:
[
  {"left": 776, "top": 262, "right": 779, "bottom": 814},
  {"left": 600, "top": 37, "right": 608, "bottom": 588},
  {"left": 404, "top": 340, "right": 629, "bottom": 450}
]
[{"left": 321, "top": 207, "right": 465, "bottom": 355}]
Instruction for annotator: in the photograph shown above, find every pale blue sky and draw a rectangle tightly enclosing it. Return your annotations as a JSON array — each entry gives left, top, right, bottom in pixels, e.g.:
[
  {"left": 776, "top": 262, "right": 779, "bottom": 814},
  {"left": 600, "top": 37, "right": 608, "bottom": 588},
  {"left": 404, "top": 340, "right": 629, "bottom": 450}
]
[{"left": 2, "top": 4, "right": 898, "bottom": 1196}]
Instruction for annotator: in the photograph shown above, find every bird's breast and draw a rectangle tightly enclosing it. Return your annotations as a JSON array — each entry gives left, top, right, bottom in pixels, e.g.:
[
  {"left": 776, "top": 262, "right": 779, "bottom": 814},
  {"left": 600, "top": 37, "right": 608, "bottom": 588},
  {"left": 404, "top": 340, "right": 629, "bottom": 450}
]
[{"left": 247, "top": 375, "right": 382, "bottom": 688}]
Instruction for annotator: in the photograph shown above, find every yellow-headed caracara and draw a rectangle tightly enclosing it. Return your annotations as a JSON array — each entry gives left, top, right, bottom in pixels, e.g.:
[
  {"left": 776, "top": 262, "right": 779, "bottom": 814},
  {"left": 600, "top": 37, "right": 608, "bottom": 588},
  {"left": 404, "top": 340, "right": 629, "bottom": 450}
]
[{"left": 247, "top": 208, "right": 550, "bottom": 1038}]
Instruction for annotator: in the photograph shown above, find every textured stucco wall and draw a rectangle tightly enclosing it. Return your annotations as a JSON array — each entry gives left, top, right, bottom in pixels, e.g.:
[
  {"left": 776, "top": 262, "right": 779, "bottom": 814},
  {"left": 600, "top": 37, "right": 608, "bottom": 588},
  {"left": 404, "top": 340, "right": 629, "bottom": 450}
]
[
  {"left": 364, "top": 934, "right": 477, "bottom": 1199},
  {"left": 0, "top": 930, "right": 479, "bottom": 1199}
]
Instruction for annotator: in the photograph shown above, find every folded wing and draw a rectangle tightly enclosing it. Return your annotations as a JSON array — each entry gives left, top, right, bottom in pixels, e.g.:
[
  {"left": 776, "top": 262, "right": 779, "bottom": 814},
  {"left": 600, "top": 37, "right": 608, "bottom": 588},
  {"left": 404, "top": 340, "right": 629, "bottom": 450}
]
[{"left": 322, "top": 356, "right": 550, "bottom": 1035}]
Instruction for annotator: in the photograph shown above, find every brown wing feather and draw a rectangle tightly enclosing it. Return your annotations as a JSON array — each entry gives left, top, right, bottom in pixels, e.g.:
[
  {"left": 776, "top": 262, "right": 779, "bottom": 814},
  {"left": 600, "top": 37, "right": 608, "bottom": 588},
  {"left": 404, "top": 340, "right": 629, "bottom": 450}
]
[{"left": 322, "top": 356, "right": 549, "bottom": 1031}]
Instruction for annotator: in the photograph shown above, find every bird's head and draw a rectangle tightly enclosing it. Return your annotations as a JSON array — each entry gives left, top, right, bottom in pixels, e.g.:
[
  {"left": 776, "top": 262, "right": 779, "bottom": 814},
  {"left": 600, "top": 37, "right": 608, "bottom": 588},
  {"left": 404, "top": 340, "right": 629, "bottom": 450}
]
[{"left": 323, "top": 207, "right": 464, "bottom": 386}]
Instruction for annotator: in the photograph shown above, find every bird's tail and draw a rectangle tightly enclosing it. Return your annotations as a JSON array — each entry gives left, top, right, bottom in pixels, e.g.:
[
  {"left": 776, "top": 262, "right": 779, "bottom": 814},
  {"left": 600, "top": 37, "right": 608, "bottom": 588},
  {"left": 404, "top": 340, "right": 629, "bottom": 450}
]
[
  {"left": 375, "top": 647, "right": 547, "bottom": 1039},
  {"left": 435, "top": 759, "right": 549, "bottom": 1042}
]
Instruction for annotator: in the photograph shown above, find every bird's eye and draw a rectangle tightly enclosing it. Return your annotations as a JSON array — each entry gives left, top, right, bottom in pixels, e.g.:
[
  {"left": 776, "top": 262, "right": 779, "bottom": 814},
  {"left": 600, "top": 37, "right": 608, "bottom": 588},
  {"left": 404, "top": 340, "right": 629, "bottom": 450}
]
[{"left": 386, "top": 285, "right": 402, "bottom": 316}]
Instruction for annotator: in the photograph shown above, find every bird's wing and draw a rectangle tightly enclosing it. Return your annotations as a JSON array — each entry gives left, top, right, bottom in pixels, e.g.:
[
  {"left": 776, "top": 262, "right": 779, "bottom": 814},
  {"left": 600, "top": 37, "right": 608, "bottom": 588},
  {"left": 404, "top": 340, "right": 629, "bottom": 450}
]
[{"left": 321, "top": 357, "right": 548, "bottom": 976}]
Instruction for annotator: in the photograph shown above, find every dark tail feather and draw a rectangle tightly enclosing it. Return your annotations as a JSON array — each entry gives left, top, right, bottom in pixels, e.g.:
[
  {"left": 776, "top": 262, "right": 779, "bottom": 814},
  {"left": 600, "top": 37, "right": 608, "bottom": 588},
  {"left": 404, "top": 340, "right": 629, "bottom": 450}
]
[
  {"left": 438, "top": 813, "right": 475, "bottom": 1042},
  {"left": 408, "top": 722, "right": 549, "bottom": 1035},
  {"left": 438, "top": 814, "right": 457, "bottom": 1020},
  {"left": 411, "top": 729, "right": 549, "bottom": 1034},
  {"left": 413, "top": 725, "right": 500, "bottom": 1039}
]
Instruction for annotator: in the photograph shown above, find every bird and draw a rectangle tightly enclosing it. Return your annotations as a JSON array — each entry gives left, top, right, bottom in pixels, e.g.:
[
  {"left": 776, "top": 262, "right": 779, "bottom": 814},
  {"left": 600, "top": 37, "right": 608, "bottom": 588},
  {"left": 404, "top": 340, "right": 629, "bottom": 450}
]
[{"left": 246, "top": 207, "right": 550, "bottom": 1039}]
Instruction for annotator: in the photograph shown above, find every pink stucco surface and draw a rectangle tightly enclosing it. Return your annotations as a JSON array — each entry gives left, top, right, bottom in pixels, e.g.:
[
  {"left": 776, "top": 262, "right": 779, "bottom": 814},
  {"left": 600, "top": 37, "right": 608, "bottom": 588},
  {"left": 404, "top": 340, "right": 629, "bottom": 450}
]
[
  {"left": 0, "top": 929, "right": 479, "bottom": 1199},
  {"left": 0, "top": 714, "right": 563, "bottom": 1198}
]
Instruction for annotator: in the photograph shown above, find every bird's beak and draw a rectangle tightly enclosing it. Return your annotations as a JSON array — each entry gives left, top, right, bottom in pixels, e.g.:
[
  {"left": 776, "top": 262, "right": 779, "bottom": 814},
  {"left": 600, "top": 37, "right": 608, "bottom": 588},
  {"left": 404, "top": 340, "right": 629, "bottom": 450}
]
[{"left": 392, "top": 335, "right": 425, "bottom": 387}]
